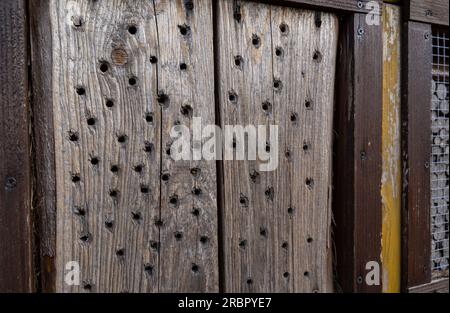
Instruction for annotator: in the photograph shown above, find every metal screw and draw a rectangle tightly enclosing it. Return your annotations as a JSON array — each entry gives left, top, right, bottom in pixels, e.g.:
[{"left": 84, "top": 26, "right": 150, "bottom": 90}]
[
  {"left": 357, "top": 1, "right": 364, "bottom": 9},
  {"left": 425, "top": 9, "right": 433, "bottom": 17},
  {"left": 424, "top": 161, "right": 430, "bottom": 169},
  {"left": 357, "top": 27, "right": 365, "bottom": 36},
  {"left": 357, "top": 276, "right": 363, "bottom": 284},
  {"left": 424, "top": 32, "right": 430, "bottom": 40}
]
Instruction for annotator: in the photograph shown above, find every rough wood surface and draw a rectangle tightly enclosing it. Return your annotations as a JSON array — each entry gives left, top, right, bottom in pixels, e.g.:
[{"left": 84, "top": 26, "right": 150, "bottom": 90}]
[
  {"left": 0, "top": 0, "right": 34, "bottom": 292},
  {"left": 253, "top": 0, "right": 381, "bottom": 14},
  {"left": 29, "top": 0, "right": 57, "bottom": 292},
  {"left": 408, "top": 0, "right": 449, "bottom": 26},
  {"left": 401, "top": 21, "right": 432, "bottom": 291},
  {"left": 334, "top": 13, "right": 383, "bottom": 293},
  {"left": 50, "top": 0, "right": 217, "bottom": 292},
  {"left": 217, "top": 0, "right": 337, "bottom": 292}
]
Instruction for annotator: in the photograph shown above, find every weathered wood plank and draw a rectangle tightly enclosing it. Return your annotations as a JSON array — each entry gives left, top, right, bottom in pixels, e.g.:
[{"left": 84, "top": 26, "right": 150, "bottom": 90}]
[
  {"left": 51, "top": 0, "right": 161, "bottom": 292},
  {"left": 0, "top": 0, "right": 34, "bottom": 293},
  {"left": 401, "top": 21, "right": 432, "bottom": 291},
  {"left": 29, "top": 0, "right": 57, "bottom": 292},
  {"left": 408, "top": 0, "right": 449, "bottom": 26},
  {"left": 381, "top": 3, "right": 401, "bottom": 293},
  {"left": 154, "top": 0, "right": 218, "bottom": 292},
  {"left": 253, "top": 0, "right": 381, "bottom": 14},
  {"left": 333, "top": 13, "right": 383, "bottom": 293},
  {"left": 217, "top": 0, "right": 337, "bottom": 292}
]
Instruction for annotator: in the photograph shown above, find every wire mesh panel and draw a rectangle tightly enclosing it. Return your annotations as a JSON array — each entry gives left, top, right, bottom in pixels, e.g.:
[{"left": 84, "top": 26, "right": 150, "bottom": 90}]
[{"left": 431, "top": 29, "right": 449, "bottom": 278}]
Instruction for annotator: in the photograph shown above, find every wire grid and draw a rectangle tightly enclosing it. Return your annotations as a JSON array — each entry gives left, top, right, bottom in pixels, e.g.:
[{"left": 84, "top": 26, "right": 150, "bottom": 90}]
[{"left": 431, "top": 30, "right": 449, "bottom": 277}]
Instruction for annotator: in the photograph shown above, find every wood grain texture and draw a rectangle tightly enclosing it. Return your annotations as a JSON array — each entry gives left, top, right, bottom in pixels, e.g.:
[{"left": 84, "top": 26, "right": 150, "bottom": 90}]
[
  {"left": 334, "top": 13, "right": 383, "bottom": 293},
  {"left": 29, "top": 0, "right": 57, "bottom": 292},
  {"left": 381, "top": 3, "right": 401, "bottom": 293},
  {"left": 0, "top": 0, "right": 34, "bottom": 292},
  {"left": 401, "top": 21, "right": 432, "bottom": 291},
  {"left": 154, "top": 0, "right": 218, "bottom": 292},
  {"left": 217, "top": 0, "right": 337, "bottom": 292},
  {"left": 253, "top": 0, "right": 381, "bottom": 14},
  {"left": 408, "top": 0, "right": 449, "bottom": 26}
]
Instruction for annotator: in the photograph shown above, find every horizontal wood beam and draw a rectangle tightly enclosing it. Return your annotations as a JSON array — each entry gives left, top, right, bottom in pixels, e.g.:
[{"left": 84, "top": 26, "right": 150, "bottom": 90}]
[
  {"left": 407, "top": 0, "right": 449, "bottom": 26},
  {"left": 250, "top": 0, "right": 382, "bottom": 14}
]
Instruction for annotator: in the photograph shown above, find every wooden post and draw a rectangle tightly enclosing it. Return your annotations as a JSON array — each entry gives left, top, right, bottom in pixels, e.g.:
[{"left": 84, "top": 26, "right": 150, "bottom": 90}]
[{"left": 0, "top": 0, "right": 34, "bottom": 292}]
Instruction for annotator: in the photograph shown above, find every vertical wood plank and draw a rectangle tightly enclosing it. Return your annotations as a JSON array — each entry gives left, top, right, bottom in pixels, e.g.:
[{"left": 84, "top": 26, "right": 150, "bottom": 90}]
[
  {"left": 0, "top": 0, "right": 34, "bottom": 292},
  {"left": 217, "top": 0, "right": 337, "bottom": 292},
  {"left": 401, "top": 21, "right": 432, "bottom": 291},
  {"left": 51, "top": 0, "right": 161, "bottom": 292},
  {"left": 154, "top": 0, "right": 218, "bottom": 292},
  {"left": 381, "top": 3, "right": 402, "bottom": 293},
  {"left": 29, "top": 0, "right": 57, "bottom": 292},
  {"left": 334, "top": 13, "right": 383, "bottom": 292}
]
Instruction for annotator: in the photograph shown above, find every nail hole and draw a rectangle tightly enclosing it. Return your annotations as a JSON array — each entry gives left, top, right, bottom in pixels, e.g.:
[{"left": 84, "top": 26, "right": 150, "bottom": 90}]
[
  {"left": 174, "top": 232, "right": 183, "bottom": 241},
  {"left": 144, "top": 264, "right": 154, "bottom": 275},
  {"left": 110, "top": 165, "right": 119, "bottom": 173},
  {"left": 261, "top": 101, "right": 272, "bottom": 114},
  {"left": 87, "top": 117, "right": 96, "bottom": 126},
  {"left": 246, "top": 278, "right": 253, "bottom": 285},
  {"left": 90, "top": 157, "right": 99, "bottom": 166},
  {"left": 134, "top": 164, "right": 143, "bottom": 173},
  {"left": 285, "top": 150, "right": 291, "bottom": 159},
  {"left": 117, "top": 134, "right": 127, "bottom": 144},
  {"left": 283, "top": 272, "right": 290, "bottom": 278},
  {"left": 105, "top": 220, "right": 114, "bottom": 229},
  {"left": 80, "top": 233, "right": 91, "bottom": 243},
  {"left": 178, "top": 24, "right": 190, "bottom": 36},
  {"left": 304, "top": 271, "right": 310, "bottom": 277},
  {"left": 144, "top": 141, "right": 154, "bottom": 153},
  {"left": 313, "top": 51, "right": 322, "bottom": 63},
  {"left": 290, "top": 112, "right": 298, "bottom": 122},
  {"left": 68, "top": 131, "right": 79, "bottom": 142},
  {"left": 82, "top": 283, "right": 92, "bottom": 291},
  {"left": 140, "top": 185, "right": 149, "bottom": 194},
  {"left": 179, "top": 63, "right": 188, "bottom": 71},
  {"left": 99, "top": 61, "right": 109, "bottom": 73},
  {"left": 169, "top": 194, "right": 179, "bottom": 206},
  {"left": 252, "top": 34, "right": 261, "bottom": 48},
  {"left": 275, "top": 47, "right": 284, "bottom": 57},
  {"left": 273, "top": 79, "right": 282, "bottom": 91},
  {"left": 239, "top": 194, "right": 249, "bottom": 207},
  {"left": 109, "top": 189, "right": 118, "bottom": 198},
  {"left": 200, "top": 236, "right": 209, "bottom": 244},
  {"left": 116, "top": 248, "right": 125, "bottom": 256},
  {"left": 190, "top": 167, "right": 201, "bottom": 177},
  {"left": 157, "top": 93, "right": 168, "bottom": 105},
  {"left": 161, "top": 173, "right": 170, "bottom": 181},
  {"left": 282, "top": 241, "right": 288, "bottom": 249},
  {"left": 132, "top": 212, "right": 141, "bottom": 221},
  {"left": 73, "top": 206, "right": 86, "bottom": 216},
  {"left": 303, "top": 143, "right": 310, "bottom": 151},
  {"left": 239, "top": 239, "right": 247, "bottom": 248},
  {"left": 71, "top": 174, "right": 81, "bottom": 183},
  {"left": 145, "top": 112, "right": 154, "bottom": 123},
  {"left": 260, "top": 227, "right": 267, "bottom": 237},
  {"left": 306, "top": 178, "right": 314, "bottom": 188},
  {"left": 76, "top": 87, "right": 86, "bottom": 95},
  {"left": 287, "top": 207, "right": 294, "bottom": 215},
  {"left": 192, "top": 208, "right": 200, "bottom": 217},
  {"left": 279, "top": 23, "right": 289, "bottom": 34},
  {"left": 234, "top": 55, "right": 243, "bottom": 68},
  {"left": 106, "top": 99, "right": 114, "bottom": 108},
  {"left": 128, "top": 76, "right": 137, "bottom": 86},
  {"left": 191, "top": 264, "right": 199, "bottom": 273},
  {"left": 128, "top": 25, "right": 137, "bottom": 35},
  {"left": 228, "top": 91, "right": 238, "bottom": 104},
  {"left": 305, "top": 99, "right": 313, "bottom": 109},
  {"left": 150, "top": 56, "right": 158, "bottom": 64},
  {"left": 307, "top": 237, "right": 313, "bottom": 243},
  {"left": 150, "top": 240, "right": 160, "bottom": 250}
]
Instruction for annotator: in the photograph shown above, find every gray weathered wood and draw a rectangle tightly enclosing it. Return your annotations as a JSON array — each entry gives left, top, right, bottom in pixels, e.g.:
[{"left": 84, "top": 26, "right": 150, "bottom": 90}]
[{"left": 217, "top": 0, "right": 337, "bottom": 292}]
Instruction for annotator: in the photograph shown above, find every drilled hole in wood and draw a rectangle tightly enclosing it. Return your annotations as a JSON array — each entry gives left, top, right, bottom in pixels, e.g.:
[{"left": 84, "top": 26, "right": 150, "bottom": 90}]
[
  {"left": 184, "top": 0, "right": 194, "bottom": 10},
  {"left": 282, "top": 241, "right": 288, "bottom": 249},
  {"left": 132, "top": 212, "right": 141, "bottom": 221},
  {"left": 140, "top": 185, "right": 150, "bottom": 194},
  {"left": 82, "top": 283, "right": 92, "bottom": 291},
  {"left": 307, "top": 237, "right": 313, "bottom": 243},
  {"left": 290, "top": 112, "right": 298, "bottom": 122},
  {"left": 106, "top": 99, "right": 114, "bottom": 108},
  {"left": 80, "top": 233, "right": 91, "bottom": 243},
  {"left": 234, "top": 55, "right": 243, "bottom": 68},
  {"left": 192, "top": 187, "right": 202, "bottom": 196},
  {"left": 303, "top": 142, "right": 310, "bottom": 151},
  {"left": 265, "top": 187, "right": 274, "bottom": 201},
  {"left": 144, "top": 264, "right": 153, "bottom": 275},
  {"left": 305, "top": 99, "right": 313, "bottom": 110},
  {"left": 71, "top": 174, "right": 81, "bottom": 183},
  {"left": 128, "top": 25, "right": 137, "bottom": 35},
  {"left": 150, "top": 240, "right": 160, "bottom": 250},
  {"left": 150, "top": 55, "right": 158, "bottom": 64},
  {"left": 73, "top": 206, "right": 86, "bottom": 216},
  {"left": 157, "top": 93, "right": 168, "bottom": 105},
  {"left": 134, "top": 164, "right": 143, "bottom": 173},
  {"left": 273, "top": 79, "right": 282, "bottom": 91},
  {"left": 90, "top": 157, "right": 99, "bottom": 166},
  {"left": 87, "top": 117, "right": 96, "bottom": 126},
  {"left": 190, "top": 167, "right": 201, "bottom": 177},
  {"left": 287, "top": 207, "right": 294, "bottom": 215},
  {"left": 169, "top": 194, "right": 179, "bottom": 206},
  {"left": 110, "top": 165, "right": 119, "bottom": 173},
  {"left": 99, "top": 61, "right": 109, "bottom": 73},
  {"left": 304, "top": 271, "right": 310, "bottom": 277},
  {"left": 105, "top": 220, "right": 114, "bottom": 229},
  {"left": 109, "top": 189, "right": 119, "bottom": 198},
  {"left": 191, "top": 264, "right": 199, "bottom": 273},
  {"left": 260, "top": 227, "right": 267, "bottom": 237},
  {"left": 178, "top": 24, "right": 191, "bottom": 36},
  {"left": 239, "top": 239, "right": 247, "bottom": 248},
  {"left": 306, "top": 178, "right": 314, "bottom": 189},
  {"left": 313, "top": 50, "right": 322, "bottom": 63},
  {"left": 246, "top": 278, "right": 253, "bottom": 285},
  {"left": 200, "top": 236, "right": 209, "bottom": 244},
  {"left": 161, "top": 172, "right": 170, "bottom": 181},
  {"left": 275, "top": 47, "right": 284, "bottom": 57},
  {"left": 145, "top": 112, "right": 154, "bottom": 124},
  {"left": 192, "top": 208, "right": 200, "bottom": 217},
  {"left": 239, "top": 194, "right": 249, "bottom": 207},
  {"left": 228, "top": 90, "right": 238, "bottom": 104},
  {"left": 144, "top": 142, "right": 154, "bottom": 153},
  {"left": 285, "top": 150, "right": 291, "bottom": 159},
  {"left": 117, "top": 134, "right": 127, "bottom": 143},
  {"left": 180, "top": 104, "right": 193, "bottom": 116},
  {"left": 76, "top": 86, "right": 86, "bottom": 95},
  {"left": 174, "top": 231, "right": 183, "bottom": 241},
  {"left": 128, "top": 76, "right": 137, "bottom": 86},
  {"left": 179, "top": 62, "right": 188, "bottom": 71},
  {"left": 251, "top": 34, "right": 261, "bottom": 48},
  {"left": 68, "top": 131, "right": 79, "bottom": 142},
  {"left": 116, "top": 248, "right": 125, "bottom": 257},
  {"left": 261, "top": 101, "right": 272, "bottom": 114},
  {"left": 279, "top": 23, "right": 289, "bottom": 34},
  {"left": 283, "top": 272, "right": 290, "bottom": 278}
]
